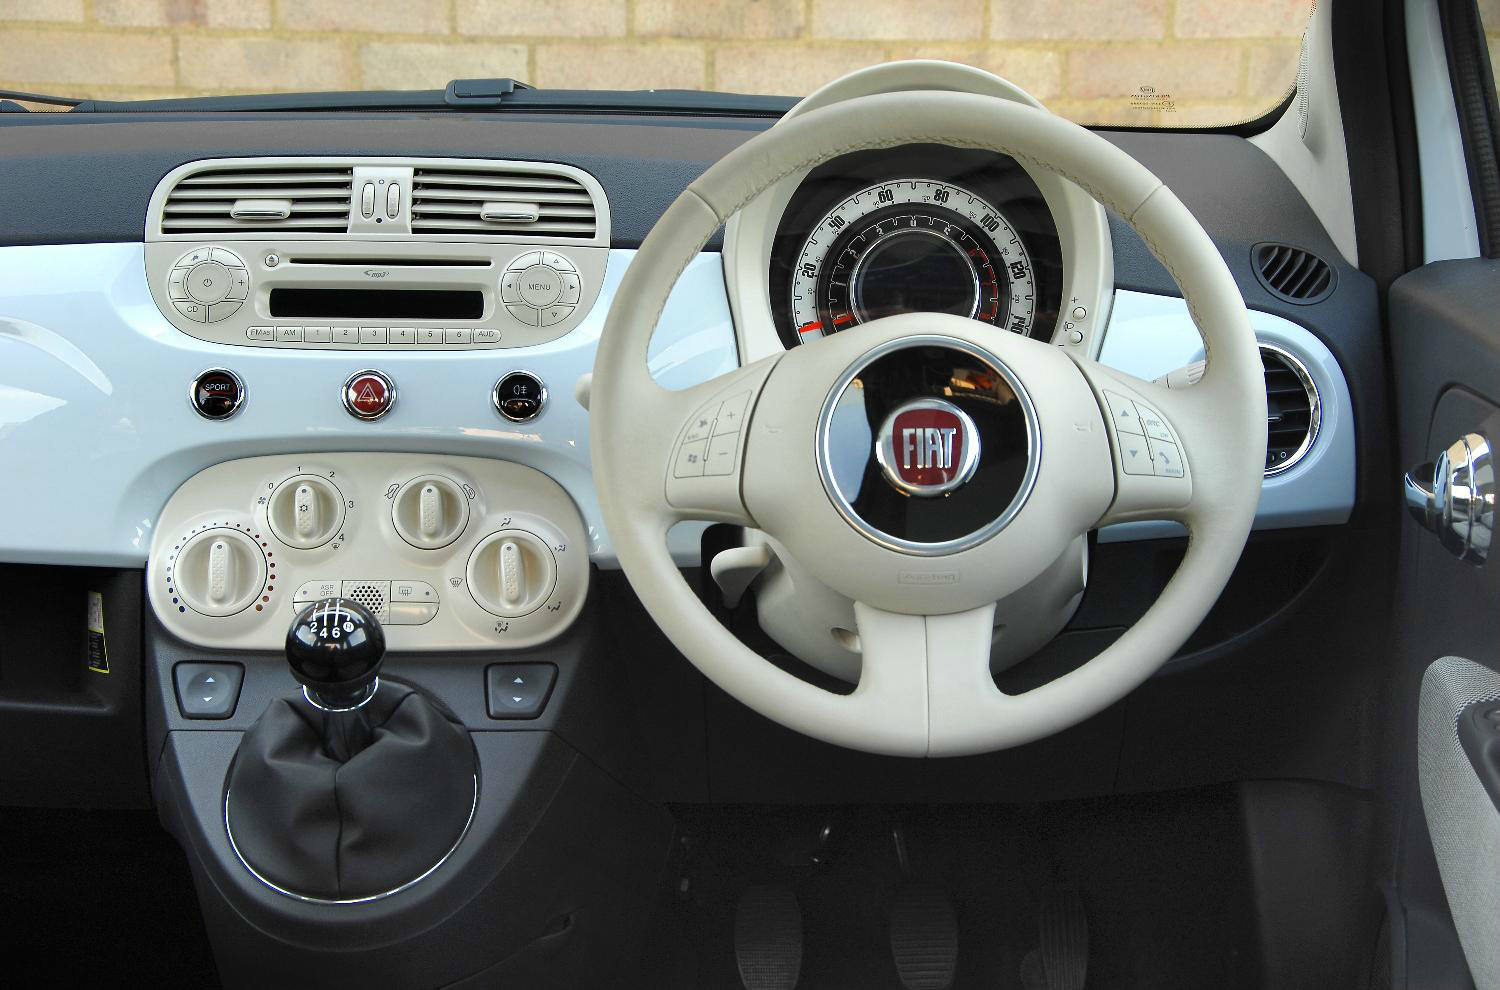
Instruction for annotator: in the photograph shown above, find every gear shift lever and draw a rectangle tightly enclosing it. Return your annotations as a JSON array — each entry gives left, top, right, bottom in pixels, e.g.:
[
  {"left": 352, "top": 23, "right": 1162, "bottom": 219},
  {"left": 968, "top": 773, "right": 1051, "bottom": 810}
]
[{"left": 286, "top": 597, "right": 385, "bottom": 760}]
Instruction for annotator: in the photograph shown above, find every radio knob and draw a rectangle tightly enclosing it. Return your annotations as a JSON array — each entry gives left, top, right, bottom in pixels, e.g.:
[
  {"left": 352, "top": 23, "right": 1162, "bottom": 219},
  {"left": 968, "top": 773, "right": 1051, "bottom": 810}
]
[
  {"left": 174, "top": 528, "right": 267, "bottom": 617},
  {"left": 466, "top": 530, "right": 556, "bottom": 617},
  {"left": 267, "top": 475, "right": 345, "bottom": 549},
  {"left": 392, "top": 474, "right": 470, "bottom": 550}
]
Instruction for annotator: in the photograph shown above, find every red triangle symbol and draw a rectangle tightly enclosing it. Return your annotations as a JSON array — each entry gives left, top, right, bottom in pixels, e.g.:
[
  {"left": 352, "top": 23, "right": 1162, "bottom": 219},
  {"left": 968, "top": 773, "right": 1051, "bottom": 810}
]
[{"left": 359, "top": 383, "right": 377, "bottom": 404}]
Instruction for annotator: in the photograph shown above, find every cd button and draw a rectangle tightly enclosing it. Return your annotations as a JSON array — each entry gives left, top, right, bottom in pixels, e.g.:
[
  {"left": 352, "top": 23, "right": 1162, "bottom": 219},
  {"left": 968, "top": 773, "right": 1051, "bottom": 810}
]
[{"left": 173, "top": 299, "right": 209, "bottom": 323}]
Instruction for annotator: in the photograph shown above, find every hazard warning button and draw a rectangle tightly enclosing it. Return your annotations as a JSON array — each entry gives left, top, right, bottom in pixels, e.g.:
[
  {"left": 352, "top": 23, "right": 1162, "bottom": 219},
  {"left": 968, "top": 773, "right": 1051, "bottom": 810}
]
[{"left": 342, "top": 369, "right": 396, "bottom": 421}]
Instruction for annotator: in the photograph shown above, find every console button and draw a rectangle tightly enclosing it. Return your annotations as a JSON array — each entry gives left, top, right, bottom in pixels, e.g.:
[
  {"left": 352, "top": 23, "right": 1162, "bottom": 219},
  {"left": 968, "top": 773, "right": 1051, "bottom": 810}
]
[
  {"left": 517, "top": 264, "right": 562, "bottom": 307},
  {"left": 539, "top": 304, "right": 574, "bottom": 327},
  {"left": 206, "top": 300, "right": 242, "bottom": 322},
  {"left": 486, "top": 663, "right": 557, "bottom": 719},
  {"left": 416, "top": 327, "right": 443, "bottom": 344},
  {"left": 167, "top": 269, "right": 190, "bottom": 299},
  {"left": 274, "top": 325, "right": 304, "bottom": 342},
  {"left": 558, "top": 272, "right": 581, "bottom": 304},
  {"left": 386, "top": 602, "right": 438, "bottom": 626},
  {"left": 492, "top": 371, "right": 547, "bottom": 422},
  {"left": 173, "top": 299, "right": 210, "bottom": 323},
  {"left": 224, "top": 268, "right": 250, "bottom": 300},
  {"left": 541, "top": 251, "right": 576, "bottom": 273},
  {"left": 185, "top": 261, "right": 232, "bottom": 304},
  {"left": 506, "top": 304, "right": 539, "bottom": 327},
  {"left": 343, "top": 369, "right": 396, "bottom": 421},
  {"left": 190, "top": 368, "right": 246, "bottom": 420},
  {"left": 245, "top": 325, "right": 274, "bottom": 340},
  {"left": 292, "top": 579, "right": 342, "bottom": 603},
  {"left": 388, "top": 326, "right": 416, "bottom": 344},
  {"left": 332, "top": 326, "right": 359, "bottom": 344},
  {"left": 359, "top": 326, "right": 388, "bottom": 344},
  {"left": 391, "top": 580, "right": 438, "bottom": 603},
  {"left": 304, "top": 325, "right": 333, "bottom": 343},
  {"left": 360, "top": 181, "right": 375, "bottom": 218},
  {"left": 445, "top": 327, "right": 473, "bottom": 344},
  {"left": 173, "top": 662, "right": 244, "bottom": 720},
  {"left": 473, "top": 328, "right": 502, "bottom": 345}
]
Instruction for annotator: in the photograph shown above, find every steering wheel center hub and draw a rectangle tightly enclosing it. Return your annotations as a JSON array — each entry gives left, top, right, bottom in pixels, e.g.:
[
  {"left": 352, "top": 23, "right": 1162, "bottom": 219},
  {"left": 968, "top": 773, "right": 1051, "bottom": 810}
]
[{"left": 816, "top": 335, "right": 1039, "bottom": 556}]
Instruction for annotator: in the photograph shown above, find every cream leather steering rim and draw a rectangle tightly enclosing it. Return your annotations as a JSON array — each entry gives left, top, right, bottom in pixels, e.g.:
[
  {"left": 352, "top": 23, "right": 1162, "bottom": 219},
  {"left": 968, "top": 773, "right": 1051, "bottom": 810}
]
[{"left": 591, "top": 90, "right": 1266, "bottom": 757}]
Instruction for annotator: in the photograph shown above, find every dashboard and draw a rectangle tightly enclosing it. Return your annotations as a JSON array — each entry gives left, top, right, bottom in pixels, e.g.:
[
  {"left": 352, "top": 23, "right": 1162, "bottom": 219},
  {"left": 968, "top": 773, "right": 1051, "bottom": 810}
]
[{"left": 0, "top": 61, "right": 1364, "bottom": 662}]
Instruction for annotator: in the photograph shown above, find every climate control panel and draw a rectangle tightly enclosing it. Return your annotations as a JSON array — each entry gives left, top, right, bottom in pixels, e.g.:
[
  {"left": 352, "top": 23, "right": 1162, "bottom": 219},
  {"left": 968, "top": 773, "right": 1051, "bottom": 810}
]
[{"left": 146, "top": 453, "right": 588, "bottom": 651}]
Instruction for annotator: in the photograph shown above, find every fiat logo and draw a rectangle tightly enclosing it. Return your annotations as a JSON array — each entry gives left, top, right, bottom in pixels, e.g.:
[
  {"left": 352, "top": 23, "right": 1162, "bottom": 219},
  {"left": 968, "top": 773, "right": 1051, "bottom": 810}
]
[{"left": 875, "top": 398, "right": 981, "bottom": 496}]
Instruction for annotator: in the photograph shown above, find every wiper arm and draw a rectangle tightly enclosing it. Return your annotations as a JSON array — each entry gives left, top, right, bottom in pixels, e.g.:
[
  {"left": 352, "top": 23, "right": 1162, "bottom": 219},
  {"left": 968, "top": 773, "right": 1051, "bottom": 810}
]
[
  {"left": 8, "top": 78, "right": 534, "bottom": 114},
  {"left": 0, "top": 87, "right": 85, "bottom": 110}
]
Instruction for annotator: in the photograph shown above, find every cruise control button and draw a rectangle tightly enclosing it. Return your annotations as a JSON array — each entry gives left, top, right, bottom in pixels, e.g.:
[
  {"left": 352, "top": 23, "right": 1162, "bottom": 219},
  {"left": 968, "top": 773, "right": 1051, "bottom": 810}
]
[
  {"left": 190, "top": 368, "right": 245, "bottom": 420},
  {"left": 705, "top": 434, "right": 738, "bottom": 476},
  {"left": 1103, "top": 391, "right": 1144, "bottom": 436},
  {"left": 674, "top": 439, "right": 707, "bottom": 477},
  {"left": 343, "top": 369, "right": 395, "bottom": 421},
  {"left": 1148, "top": 437, "right": 1185, "bottom": 478},
  {"left": 1119, "top": 437, "right": 1153, "bottom": 476}
]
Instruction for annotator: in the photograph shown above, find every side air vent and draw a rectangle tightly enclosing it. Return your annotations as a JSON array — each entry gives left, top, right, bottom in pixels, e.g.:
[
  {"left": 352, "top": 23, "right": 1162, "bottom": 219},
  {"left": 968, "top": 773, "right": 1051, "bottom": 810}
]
[
  {"left": 1252, "top": 242, "right": 1335, "bottom": 304},
  {"left": 410, "top": 167, "right": 597, "bottom": 238},
  {"left": 160, "top": 166, "right": 353, "bottom": 234},
  {"left": 1262, "top": 344, "right": 1321, "bottom": 476}
]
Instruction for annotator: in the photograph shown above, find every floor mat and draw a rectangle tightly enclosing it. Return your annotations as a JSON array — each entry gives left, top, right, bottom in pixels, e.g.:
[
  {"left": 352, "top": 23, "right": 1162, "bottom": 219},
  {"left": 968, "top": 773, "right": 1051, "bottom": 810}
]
[{"left": 0, "top": 806, "right": 218, "bottom": 987}]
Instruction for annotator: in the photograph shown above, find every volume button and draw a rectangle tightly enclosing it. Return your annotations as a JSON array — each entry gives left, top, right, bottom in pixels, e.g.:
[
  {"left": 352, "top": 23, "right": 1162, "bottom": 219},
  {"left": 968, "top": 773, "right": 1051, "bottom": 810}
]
[{"left": 499, "top": 539, "right": 522, "bottom": 606}]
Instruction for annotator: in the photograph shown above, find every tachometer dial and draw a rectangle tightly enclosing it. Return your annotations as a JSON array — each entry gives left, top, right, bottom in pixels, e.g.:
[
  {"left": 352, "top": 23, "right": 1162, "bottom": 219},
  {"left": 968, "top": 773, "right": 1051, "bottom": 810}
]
[{"left": 789, "top": 178, "right": 1036, "bottom": 342}]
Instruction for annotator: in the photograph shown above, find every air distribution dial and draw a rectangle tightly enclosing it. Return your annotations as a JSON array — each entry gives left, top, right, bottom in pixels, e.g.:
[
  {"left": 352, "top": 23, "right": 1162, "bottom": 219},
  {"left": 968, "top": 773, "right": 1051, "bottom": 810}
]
[
  {"left": 266, "top": 475, "right": 345, "bottom": 549},
  {"left": 391, "top": 475, "right": 470, "bottom": 550},
  {"left": 173, "top": 528, "right": 268, "bottom": 617},
  {"left": 466, "top": 530, "right": 557, "bottom": 617}
]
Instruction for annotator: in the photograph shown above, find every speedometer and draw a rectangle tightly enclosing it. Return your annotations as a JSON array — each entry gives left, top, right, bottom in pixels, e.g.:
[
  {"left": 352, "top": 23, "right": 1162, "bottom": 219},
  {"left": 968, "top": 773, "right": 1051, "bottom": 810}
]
[{"left": 789, "top": 178, "right": 1036, "bottom": 343}]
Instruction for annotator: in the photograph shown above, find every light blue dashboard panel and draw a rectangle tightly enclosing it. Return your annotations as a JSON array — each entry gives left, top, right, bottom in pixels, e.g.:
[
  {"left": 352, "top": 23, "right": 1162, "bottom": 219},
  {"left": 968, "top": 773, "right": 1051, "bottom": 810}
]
[
  {"left": 0, "top": 244, "right": 735, "bottom": 568},
  {"left": 1097, "top": 289, "right": 1357, "bottom": 542}
]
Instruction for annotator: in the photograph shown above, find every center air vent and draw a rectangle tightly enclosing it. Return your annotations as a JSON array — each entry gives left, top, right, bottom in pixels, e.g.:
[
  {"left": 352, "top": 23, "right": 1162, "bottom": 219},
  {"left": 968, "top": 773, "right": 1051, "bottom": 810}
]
[
  {"left": 1253, "top": 242, "right": 1335, "bottom": 304},
  {"left": 160, "top": 166, "right": 353, "bottom": 234},
  {"left": 411, "top": 167, "right": 597, "bottom": 239},
  {"left": 1262, "top": 344, "right": 1321, "bottom": 476}
]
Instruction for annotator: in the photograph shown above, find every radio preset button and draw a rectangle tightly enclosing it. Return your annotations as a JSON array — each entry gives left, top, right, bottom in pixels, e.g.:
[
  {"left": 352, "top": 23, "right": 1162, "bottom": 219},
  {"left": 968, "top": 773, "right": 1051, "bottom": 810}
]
[
  {"left": 388, "top": 326, "right": 415, "bottom": 344},
  {"left": 445, "top": 327, "right": 473, "bottom": 344},
  {"left": 416, "top": 327, "right": 443, "bottom": 344},
  {"left": 359, "top": 326, "right": 388, "bottom": 344},
  {"left": 190, "top": 368, "right": 246, "bottom": 420},
  {"left": 274, "top": 325, "right": 304, "bottom": 342},
  {"left": 332, "top": 326, "right": 359, "bottom": 344},
  {"left": 304, "top": 325, "right": 332, "bottom": 343}
]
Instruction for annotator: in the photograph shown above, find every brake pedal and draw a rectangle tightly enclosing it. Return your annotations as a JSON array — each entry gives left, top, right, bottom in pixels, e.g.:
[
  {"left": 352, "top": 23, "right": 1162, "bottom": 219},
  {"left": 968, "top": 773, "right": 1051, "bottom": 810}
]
[
  {"left": 888, "top": 881, "right": 958, "bottom": 990},
  {"left": 734, "top": 884, "right": 802, "bottom": 990}
]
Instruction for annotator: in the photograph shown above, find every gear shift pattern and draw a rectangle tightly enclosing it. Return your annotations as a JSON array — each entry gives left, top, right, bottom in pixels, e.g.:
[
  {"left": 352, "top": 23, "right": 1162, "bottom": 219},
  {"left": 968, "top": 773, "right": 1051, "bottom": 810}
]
[{"left": 286, "top": 597, "right": 385, "bottom": 761}]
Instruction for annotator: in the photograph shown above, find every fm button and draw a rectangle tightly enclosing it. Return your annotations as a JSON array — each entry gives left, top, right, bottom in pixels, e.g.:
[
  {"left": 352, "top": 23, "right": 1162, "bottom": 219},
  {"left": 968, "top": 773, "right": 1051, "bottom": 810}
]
[
  {"left": 190, "top": 368, "right": 246, "bottom": 420},
  {"left": 343, "top": 369, "right": 396, "bottom": 421}
]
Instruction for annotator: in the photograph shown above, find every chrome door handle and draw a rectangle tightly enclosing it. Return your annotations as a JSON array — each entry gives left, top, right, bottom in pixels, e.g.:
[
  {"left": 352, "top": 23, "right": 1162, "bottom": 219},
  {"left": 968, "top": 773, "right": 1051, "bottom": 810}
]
[{"left": 1405, "top": 432, "right": 1495, "bottom": 563}]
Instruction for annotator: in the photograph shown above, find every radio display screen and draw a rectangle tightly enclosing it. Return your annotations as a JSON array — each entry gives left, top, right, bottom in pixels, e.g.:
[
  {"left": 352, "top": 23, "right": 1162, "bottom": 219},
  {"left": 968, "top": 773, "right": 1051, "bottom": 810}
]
[{"left": 268, "top": 288, "right": 484, "bottom": 320}]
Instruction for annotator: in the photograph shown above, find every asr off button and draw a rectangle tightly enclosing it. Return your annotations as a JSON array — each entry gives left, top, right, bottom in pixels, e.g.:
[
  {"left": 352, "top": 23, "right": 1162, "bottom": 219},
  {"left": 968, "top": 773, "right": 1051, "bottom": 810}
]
[
  {"left": 492, "top": 371, "right": 547, "bottom": 423},
  {"left": 189, "top": 368, "right": 246, "bottom": 420}
]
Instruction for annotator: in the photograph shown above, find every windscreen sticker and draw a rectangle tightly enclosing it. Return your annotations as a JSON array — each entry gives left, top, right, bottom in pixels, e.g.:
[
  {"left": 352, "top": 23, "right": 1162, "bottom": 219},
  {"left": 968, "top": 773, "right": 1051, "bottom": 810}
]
[{"left": 86, "top": 590, "right": 109, "bottom": 674}]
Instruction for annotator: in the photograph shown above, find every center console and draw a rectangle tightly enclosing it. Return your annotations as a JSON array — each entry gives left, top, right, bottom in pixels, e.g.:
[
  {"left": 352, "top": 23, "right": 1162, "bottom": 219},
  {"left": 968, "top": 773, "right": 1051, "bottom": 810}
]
[{"left": 143, "top": 454, "right": 671, "bottom": 988}]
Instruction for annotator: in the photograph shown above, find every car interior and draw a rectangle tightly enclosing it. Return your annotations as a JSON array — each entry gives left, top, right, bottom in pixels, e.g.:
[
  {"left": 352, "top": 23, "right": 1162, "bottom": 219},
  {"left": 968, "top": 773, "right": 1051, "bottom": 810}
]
[{"left": 2, "top": 0, "right": 1500, "bottom": 987}]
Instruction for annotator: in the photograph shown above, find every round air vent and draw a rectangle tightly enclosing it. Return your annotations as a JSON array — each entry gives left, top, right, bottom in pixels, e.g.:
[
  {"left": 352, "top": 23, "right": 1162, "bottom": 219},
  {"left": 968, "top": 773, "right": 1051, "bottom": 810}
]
[
  {"left": 1261, "top": 344, "right": 1321, "bottom": 476},
  {"left": 1252, "top": 242, "right": 1335, "bottom": 304}
]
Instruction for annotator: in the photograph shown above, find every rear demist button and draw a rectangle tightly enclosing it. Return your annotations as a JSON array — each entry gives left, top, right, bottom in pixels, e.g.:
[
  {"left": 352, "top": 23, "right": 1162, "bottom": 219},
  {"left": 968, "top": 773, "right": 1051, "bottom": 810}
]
[{"left": 190, "top": 368, "right": 246, "bottom": 420}]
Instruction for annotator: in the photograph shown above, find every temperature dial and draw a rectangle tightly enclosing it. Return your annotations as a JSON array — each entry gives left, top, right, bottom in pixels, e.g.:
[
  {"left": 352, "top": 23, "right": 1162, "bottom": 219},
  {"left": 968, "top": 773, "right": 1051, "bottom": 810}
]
[
  {"left": 466, "top": 530, "right": 556, "bottom": 617},
  {"left": 267, "top": 475, "right": 345, "bottom": 549},
  {"left": 173, "top": 528, "right": 267, "bottom": 617}
]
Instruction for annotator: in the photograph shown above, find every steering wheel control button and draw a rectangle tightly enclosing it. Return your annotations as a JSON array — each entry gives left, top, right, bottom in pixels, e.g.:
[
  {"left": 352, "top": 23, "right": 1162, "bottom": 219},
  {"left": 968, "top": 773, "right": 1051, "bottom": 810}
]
[
  {"left": 684, "top": 403, "right": 719, "bottom": 444},
  {"left": 486, "top": 663, "right": 557, "bottom": 719},
  {"left": 705, "top": 435, "right": 739, "bottom": 476},
  {"left": 714, "top": 392, "right": 750, "bottom": 435},
  {"left": 1148, "top": 437, "right": 1185, "bottom": 478},
  {"left": 674, "top": 439, "right": 708, "bottom": 478},
  {"left": 876, "top": 398, "right": 981, "bottom": 497},
  {"left": 492, "top": 371, "right": 547, "bottom": 422},
  {"left": 343, "top": 369, "right": 396, "bottom": 421},
  {"left": 1136, "top": 403, "right": 1174, "bottom": 443},
  {"left": 1103, "top": 391, "right": 1145, "bottom": 436},
  {"left": 190, "top": 368, "right": 246, "bottom": 420},
  {"left": 173, "top": 662, "right": 244, "bottom": 720},
  {"left": 1120, "top": 438, "right": 1153, "bottom": 475}
]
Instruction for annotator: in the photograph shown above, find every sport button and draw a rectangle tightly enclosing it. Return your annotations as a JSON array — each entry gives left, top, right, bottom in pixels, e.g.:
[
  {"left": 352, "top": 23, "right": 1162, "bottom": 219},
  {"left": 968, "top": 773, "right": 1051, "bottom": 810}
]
[
  {"left": 343, "top": 369, "right": 396, "bottom": 420},
  {"left": 190, "top": 368, "right": 245, "bottom": 420}
]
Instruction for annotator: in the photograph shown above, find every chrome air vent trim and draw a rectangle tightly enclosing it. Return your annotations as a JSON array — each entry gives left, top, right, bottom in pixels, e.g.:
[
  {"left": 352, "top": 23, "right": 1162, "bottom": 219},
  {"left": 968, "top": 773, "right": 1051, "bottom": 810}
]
[{"left": 1261, "top": 342, "right": 1321, "bottom": 477}]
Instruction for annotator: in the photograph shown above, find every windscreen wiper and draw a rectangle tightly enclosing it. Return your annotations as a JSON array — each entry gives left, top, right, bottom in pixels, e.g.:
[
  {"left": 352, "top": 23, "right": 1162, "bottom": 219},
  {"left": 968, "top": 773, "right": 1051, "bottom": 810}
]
[{"left": 0, "top": 87, "right": 84, "bottom": 110}]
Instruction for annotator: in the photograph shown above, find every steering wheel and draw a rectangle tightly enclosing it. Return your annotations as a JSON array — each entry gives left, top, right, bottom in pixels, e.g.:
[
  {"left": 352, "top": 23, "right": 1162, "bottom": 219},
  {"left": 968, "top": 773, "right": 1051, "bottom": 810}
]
[{"left": 591, "top": 90, "right": 1265, "bottom": 757}]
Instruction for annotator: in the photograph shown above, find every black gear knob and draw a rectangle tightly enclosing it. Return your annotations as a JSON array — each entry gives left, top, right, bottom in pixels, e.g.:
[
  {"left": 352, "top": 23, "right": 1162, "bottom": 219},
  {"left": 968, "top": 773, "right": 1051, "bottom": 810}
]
[{"left": 287, "top": 597, "right": 386, "bottom": 711}]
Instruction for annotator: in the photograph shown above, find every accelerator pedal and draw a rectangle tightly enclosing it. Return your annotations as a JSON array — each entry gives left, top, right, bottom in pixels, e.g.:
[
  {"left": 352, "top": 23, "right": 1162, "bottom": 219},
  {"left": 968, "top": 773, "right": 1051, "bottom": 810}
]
[
  {"left": 1020, "top": 886, "right": 1089, "bottom": 990},
  {"left": 734, "top": 884, "right": 802, "bottom": 990},
  {"left": 888, "top": 882, "right": 959, "bottom": 989}
]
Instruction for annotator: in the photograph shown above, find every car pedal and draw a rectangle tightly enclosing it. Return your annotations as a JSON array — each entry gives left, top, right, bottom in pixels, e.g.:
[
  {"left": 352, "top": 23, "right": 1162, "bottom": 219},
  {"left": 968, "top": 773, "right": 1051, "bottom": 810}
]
[
  {"left": 734, "top": 884, "right": 802, "bottom": 990},
  {"left": 1024, "top": 886, "right": 1088, "bottom": 990},
  {"left": 888, "top": 881, "right": 958, "bottom": 989}
]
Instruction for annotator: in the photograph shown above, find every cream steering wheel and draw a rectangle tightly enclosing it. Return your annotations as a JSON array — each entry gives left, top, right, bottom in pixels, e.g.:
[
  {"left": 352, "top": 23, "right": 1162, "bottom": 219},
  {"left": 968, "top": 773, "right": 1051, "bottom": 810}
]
[{"left": 591, "top": 90, "right": 1265, "bottom": 757}]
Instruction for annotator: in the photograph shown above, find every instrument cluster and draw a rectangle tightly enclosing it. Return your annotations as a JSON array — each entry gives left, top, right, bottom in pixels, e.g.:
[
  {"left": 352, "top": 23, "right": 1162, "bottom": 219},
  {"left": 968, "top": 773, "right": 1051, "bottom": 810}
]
[{"left": 770, "top": 145, "right": 1065, "bottom": 350}]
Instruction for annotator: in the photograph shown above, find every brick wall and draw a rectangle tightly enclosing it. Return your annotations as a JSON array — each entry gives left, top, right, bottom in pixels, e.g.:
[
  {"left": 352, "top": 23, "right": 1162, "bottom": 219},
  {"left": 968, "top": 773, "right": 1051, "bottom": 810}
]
[{"left": 0, "top": 1, "right": 1472, "bottom": 129}]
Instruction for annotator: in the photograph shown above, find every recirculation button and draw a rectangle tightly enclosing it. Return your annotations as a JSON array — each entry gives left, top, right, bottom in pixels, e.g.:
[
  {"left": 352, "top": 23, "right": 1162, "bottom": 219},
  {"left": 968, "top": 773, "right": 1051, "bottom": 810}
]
[{"left": 190, "top": 368, "right": 246, "bottom": 420}]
